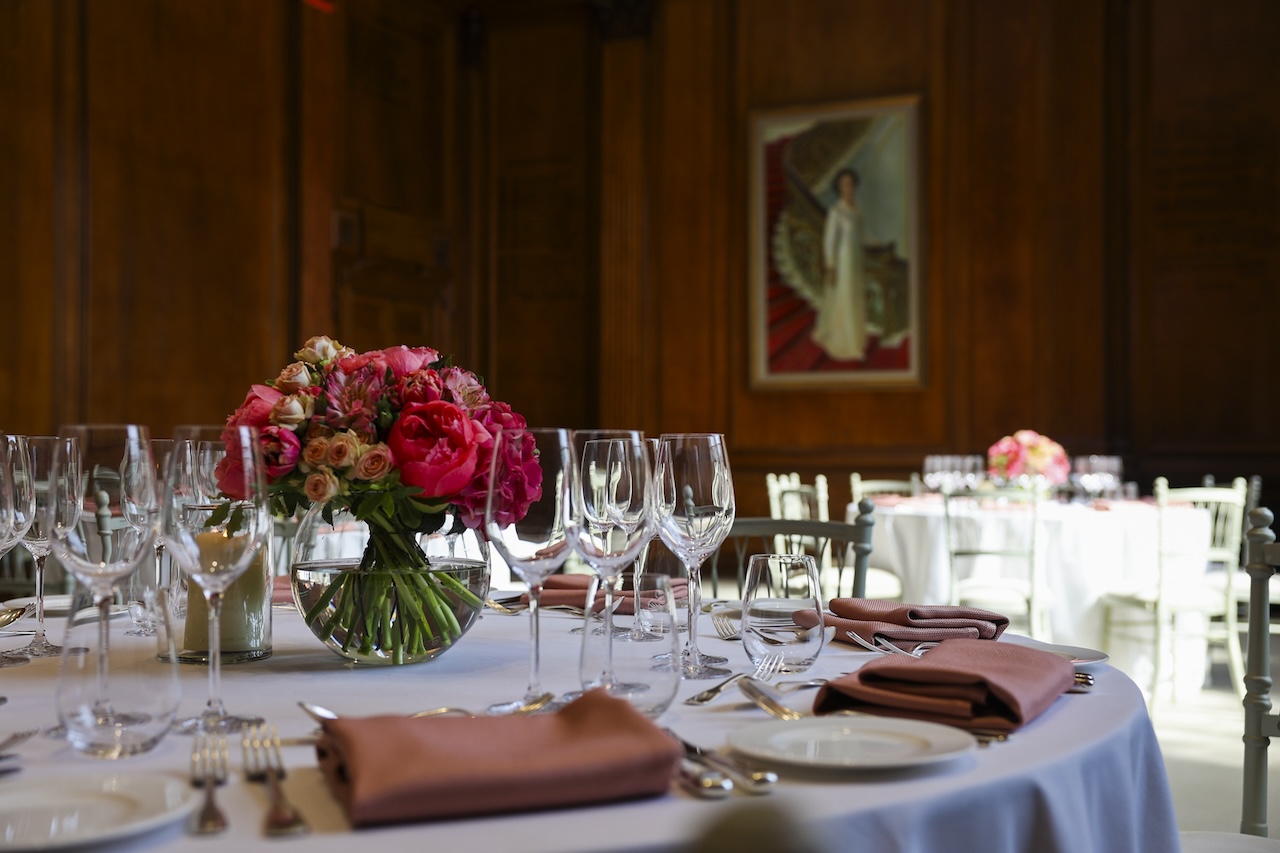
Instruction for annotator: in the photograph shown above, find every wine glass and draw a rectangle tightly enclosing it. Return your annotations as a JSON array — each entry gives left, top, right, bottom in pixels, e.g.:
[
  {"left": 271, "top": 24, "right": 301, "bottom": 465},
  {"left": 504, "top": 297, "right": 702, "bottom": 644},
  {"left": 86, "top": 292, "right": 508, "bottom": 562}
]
[
  {"left": 47, "top": 424, "right": 165, "bottom": 755},
  {"left": 164, "top": 424, "right": 271, "bottom": 733},
  {"left": 0, "top": 434, "right": 27, "bottom": 669},
  {"left": 13, "top": 435, "right": 78, "bottom": 658},
  {"left": 123, "top": 438, "right": 174, "bottom": 636},
  {"left": 572, "top": 433, "right": 653, "bottom": 694},
  {"left": 483, "top": 427, "right": 576, "bottom": 714},
  {"left": 655, "top": 433, "right": 736, "bottom": 679}
]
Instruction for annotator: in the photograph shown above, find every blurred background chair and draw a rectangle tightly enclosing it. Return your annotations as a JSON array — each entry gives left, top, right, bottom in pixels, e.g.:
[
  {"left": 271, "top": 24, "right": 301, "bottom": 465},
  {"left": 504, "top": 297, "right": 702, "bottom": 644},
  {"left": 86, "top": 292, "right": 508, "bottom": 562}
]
[
  {"left": 1101, "top": 476, "right": 1248, "bottom": 706},
  {"left": 1180, "top": 507, "right": 1280, "bottom": 849},
  {"left": 849, "top": 471, "right": 921, "bottom": 504},
  {"left": 943, "top": 486, "right": 1049, "bottom": 639},
  {"left": 717, "top": 513, "right": 873, "bottom": 602},
  {"left": 766, "top": 472, "right": 900, "bottom": 599}
]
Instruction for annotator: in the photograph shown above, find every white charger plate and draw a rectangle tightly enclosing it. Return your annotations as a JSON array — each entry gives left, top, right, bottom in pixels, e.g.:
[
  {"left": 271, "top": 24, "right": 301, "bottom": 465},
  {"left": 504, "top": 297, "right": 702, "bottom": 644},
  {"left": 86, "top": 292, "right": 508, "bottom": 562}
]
[
  {"left": 0, "top": 773, "right": 198, "bottom": 850},
  {"left": 2, "top": 596, "right": 73, "bottom": 616},
  {"left": 1001, "top": 634, "right": 1110, "bottom": 671},
  {"left": 727, "top": 717, "right": 976, "bottom": 770}
]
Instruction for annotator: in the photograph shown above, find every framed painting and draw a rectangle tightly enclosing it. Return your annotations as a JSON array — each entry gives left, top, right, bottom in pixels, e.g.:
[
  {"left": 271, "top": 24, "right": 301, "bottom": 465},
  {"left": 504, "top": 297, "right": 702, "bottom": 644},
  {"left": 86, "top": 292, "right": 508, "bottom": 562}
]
[{"left": 749, "top": 95, "right": 922, "bottom": 389}]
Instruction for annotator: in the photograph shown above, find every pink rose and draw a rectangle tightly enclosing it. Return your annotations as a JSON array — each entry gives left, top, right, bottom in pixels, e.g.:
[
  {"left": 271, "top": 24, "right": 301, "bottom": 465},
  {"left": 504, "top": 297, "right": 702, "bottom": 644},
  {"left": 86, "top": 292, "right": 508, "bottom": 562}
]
[
  {"left": 382, "top": 345, "right": 440, "bottom": 379},
  {"left": 295, "top": 336, "right": 352, "bottom": 365},
  {"left": 269, "top": 393, "right": 313, "bottom": 428},
  {"left": 350, "top": 443, "right": 393, "bottom": 482},
  {"left": 304, "top": 469, "right": 341, "bottom": 503},
  {"left": 300, "top": 436, "right": 329, "bottom": 471},
  {"left": 387, "top": 400, "right": 481, "bottom": 499},
  {"left": 259, "top": 426, "right": 301, "bottom": 481},
  {"left": 326, "top": 432, "right": 361, "bottom": 469},
  {"left": 274, "top": 362, "right": 312, "bottom": 393}
]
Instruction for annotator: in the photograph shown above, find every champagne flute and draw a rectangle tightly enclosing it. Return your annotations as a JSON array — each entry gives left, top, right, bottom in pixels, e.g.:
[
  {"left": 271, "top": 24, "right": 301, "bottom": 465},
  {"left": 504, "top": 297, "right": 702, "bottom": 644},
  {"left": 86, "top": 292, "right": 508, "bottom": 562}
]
[
  {"left": 483, "top": 427, "right": 576, "bottom": 714},
  {"left": 164, "top": 424, "right": 270, "bottom": 733},
  {"left": 47, "top": 424, "right": 163, "bottom": 755},
  {"left": 572, "top": 433, "right": 653, "bottom": 694},
  {"left": 123, "top": 438, "right": 174, "bottom": 636},
  {"left": 13, "top": 435, "right": 78, "bottom": 657},
  {"left": 655, "top": 433, "right": 736, "bottom": 679},
  {"left": 0, "top": 434, "right": 27, "bottom": 669}
]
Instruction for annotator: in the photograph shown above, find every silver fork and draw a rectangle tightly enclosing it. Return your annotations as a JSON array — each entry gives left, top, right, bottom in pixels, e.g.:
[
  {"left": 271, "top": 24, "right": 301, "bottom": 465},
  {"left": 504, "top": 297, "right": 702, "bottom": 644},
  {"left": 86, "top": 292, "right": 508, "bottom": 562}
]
[
  {"left": 0, "top": 728, "right": 39, "bottom": 753},
  {"left": 242, "top": 723, "right": 309, "bottom": 837},
  {"left": 189, "top": 732, "right": 228, "bottom": 835},
  {"left": 713, "top": 613, "right": 788, "bottom": 645},
  {"left": 751, "top": 652, "right": 783, "bottom": 682}
]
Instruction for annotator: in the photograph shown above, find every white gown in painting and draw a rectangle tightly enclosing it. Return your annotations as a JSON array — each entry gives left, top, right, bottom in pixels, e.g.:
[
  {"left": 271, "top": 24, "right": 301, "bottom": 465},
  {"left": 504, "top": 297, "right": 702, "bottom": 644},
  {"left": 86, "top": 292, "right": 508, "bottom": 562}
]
[{"left": 812, "top": 197, "right": 867, "bottom": 361}]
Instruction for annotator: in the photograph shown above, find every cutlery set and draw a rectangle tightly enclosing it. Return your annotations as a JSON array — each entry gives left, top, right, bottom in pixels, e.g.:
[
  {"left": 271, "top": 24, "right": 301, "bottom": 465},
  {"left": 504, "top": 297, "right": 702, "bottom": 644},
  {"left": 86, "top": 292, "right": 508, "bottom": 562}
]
[
  {"left": 188, "top": 725, "right": 310, "bottom": 837},
  {"left": 0, "top": 728, "right": 36, "bottom": 778}
]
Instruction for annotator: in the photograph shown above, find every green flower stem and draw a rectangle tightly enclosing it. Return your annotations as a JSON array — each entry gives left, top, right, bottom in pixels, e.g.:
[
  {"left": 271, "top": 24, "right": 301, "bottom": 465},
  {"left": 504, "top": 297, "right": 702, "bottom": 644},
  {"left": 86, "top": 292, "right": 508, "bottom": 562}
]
[{"left": 299, "top": 506, "right": 485, "bottom": 663}]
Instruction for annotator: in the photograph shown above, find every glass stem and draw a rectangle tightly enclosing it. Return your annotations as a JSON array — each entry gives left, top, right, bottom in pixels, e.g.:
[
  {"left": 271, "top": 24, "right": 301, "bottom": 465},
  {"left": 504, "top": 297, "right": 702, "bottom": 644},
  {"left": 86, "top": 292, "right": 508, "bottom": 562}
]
[
  {"left": 93, "top": 589, "right": 113, "bottom": 714},
  {"left": 601, "top": 576, "right": 617, "bottom": 687},
  {"left": 32, "top": 553, "right": 47, "bottom": 641},
  {"left": 683, "top": 559, "right": 704, "bottom": 666},
  {"left": 526, "top": 581, "right": 544, "bottom": 699},
  {"left": 204, "top": 590, "right": 227, "bottom": 719}
]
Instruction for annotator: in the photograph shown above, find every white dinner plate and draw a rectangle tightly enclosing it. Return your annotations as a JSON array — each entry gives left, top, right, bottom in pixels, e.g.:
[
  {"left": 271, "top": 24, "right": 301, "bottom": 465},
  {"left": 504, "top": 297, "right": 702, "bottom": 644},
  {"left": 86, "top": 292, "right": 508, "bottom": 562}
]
[
  {"left": 2, "top": 596, "right": 73, "bottom": 616},
  {"left": 705, "top": 599, "right": 743, "bottom": 619},
  {"left": 1001, "top": 634, "right": 1110, "bottom": 671},
  {"left": 727, "top": 717, "right": 976, "bottom": 770},
  {"left": 0, "top": 773, "right": 198, "bottom": 850}
]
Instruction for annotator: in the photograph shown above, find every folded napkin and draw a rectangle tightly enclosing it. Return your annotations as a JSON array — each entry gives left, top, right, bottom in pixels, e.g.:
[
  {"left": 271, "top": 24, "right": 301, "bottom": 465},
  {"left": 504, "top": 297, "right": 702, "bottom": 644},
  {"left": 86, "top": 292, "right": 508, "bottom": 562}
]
[
  {"left": 798, "top": 598, "right": 1009, "bottom": 650},
  {"left": 315, "top": 689, "right": 682, "bottom": 826},
  {"left": 272, "top": 575, "right": 293, "bottom": 606},
  {"left": 812, "top": 638, "right": 1075, "bottom": 732},
  {"left": 521, "top": 574, "right": 689, "bottom": 615}
]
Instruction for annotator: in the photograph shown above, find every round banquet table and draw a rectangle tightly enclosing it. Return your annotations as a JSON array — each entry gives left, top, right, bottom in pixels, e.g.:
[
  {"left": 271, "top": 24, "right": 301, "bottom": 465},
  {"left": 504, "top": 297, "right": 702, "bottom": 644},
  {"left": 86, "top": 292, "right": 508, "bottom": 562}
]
[{"left": 0, "top": 595, "right": 1180, "bottom": 853}]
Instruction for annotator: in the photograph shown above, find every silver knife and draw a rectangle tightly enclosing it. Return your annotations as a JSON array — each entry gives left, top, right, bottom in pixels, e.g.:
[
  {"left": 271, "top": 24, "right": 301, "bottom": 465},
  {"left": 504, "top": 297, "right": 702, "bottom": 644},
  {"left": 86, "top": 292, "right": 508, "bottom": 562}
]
[
  {"left": 666, "top": 728, "right": 777, "bottom": 795},
  {"left": 676, "top": 758, "right": 733, "bottom": 799}
]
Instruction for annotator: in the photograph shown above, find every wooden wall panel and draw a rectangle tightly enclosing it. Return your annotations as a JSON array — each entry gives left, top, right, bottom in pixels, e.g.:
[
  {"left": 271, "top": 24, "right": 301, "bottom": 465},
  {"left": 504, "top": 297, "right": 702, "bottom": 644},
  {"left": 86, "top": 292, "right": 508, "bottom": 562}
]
[
  {"left": 0, "top": 1, "right": 59, "bottom": 435},
  {"left": 1126, "top": 0, "right": 1280, "bottom": 492},
  {"left": 482, "top": 9, "right": 597, "bottom": 430}
]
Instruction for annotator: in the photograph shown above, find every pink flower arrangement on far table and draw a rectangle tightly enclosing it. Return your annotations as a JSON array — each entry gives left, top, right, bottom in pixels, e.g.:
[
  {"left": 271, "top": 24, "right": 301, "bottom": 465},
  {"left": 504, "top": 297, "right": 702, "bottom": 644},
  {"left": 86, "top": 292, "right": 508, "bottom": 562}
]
[{"left": 986, "top": 429, "right": 1070, "bottom": 487}]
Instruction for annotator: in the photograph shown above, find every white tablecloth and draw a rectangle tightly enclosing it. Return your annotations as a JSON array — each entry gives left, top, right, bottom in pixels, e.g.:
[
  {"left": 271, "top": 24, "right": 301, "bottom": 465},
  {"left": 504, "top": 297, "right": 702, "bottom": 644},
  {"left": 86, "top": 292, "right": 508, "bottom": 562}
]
[
  {"left": 0, "top": 596, "right": 1180, "bottom": 853},
  {"left": 849, "top": 496, "right": 1214, "bottom": 696}
]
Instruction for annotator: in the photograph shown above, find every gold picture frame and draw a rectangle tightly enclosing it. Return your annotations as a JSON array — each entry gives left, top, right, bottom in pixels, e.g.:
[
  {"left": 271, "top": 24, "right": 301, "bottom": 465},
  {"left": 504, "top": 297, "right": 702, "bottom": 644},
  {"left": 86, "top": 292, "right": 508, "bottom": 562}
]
[{"left": 749, "top": 95, "right": 922, "bottom": 389}]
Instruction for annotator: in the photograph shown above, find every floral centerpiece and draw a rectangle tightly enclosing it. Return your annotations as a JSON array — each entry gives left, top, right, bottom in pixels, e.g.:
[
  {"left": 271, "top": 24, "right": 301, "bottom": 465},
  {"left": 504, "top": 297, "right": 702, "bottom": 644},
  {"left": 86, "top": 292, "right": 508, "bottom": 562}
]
[
  {"left": 986, "top": 429, "right": 1070, "bottom": 487},
  {"left": 220, "top": 335, "right": 540, "bottom": 664}
]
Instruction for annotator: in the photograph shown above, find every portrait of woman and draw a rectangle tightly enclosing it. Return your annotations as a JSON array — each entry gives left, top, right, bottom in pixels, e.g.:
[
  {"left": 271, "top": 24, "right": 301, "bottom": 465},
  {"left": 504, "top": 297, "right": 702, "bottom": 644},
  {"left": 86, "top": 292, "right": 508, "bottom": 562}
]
[{"left": 812, "top": 168, "right": 868, "bottom": 361}]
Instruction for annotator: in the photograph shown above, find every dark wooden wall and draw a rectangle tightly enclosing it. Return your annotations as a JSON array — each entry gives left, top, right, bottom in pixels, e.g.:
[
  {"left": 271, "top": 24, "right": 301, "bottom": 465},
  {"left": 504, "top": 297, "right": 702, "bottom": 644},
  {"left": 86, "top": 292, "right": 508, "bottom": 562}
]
[{"left": 2, "top": 0, "right": 1277, "bottom": 519}]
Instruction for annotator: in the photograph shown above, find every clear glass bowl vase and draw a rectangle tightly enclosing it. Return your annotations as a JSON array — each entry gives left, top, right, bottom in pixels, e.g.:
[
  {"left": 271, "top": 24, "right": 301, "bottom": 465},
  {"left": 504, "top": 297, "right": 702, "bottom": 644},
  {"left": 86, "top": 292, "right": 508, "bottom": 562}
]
[{"left": 290, "top": 504, "right": 490, "bottom": 665}]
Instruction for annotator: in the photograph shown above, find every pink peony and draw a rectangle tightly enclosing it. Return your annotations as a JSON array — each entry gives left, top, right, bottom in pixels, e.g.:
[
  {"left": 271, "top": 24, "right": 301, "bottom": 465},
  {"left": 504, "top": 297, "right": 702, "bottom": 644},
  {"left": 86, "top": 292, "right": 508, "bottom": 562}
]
[
  {"left": 459, "top": 425, "right": 542, "bottom": 530},
  {"left": 439, "top": 367, "right": 489, "bottom": 411},
  {"left": 454, "top": 401, "right": 528, "bottom": 528},
  {"left": 396, "top": 368, "right": 445, "bottom": 407},
  {"left": 382, "top": 345, "right": 440, "bottom": 379},
  {"left": 387, "top": 400, "right": 482, "bottom": 499},
  {"left": 259, "top": 425, "right": 301, "bottom": 481},
  {"left": 224, "top": 385, "right": 283, "bottom": 441}
]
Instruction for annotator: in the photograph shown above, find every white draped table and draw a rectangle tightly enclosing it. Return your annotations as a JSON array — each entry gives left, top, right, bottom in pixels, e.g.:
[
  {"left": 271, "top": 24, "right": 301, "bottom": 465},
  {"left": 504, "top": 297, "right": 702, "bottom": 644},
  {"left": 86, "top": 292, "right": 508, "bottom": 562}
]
[
  {"left": 849, "top": 496, "right": 1214, "bottom": 697},
  {"left": 0, "top": 595, "right": 1180, "bottom": 852}
]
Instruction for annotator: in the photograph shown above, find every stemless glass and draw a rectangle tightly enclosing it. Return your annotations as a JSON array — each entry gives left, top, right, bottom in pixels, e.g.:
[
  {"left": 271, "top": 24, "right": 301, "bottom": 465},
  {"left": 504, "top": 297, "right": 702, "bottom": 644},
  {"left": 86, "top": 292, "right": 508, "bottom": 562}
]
[
  {"left": 483, "top": 427, "right": 576, "bottom": 714},
  {"left": 655, "top": 433, "right": 736, "bottom": 679},
  {"left": 47, "top": 424, "right": 168, "bottom": 756},
  {"left": 164, "top": 424, "right": 270, "bottom": 733},
  {"left": 571, "top": 433, "right": 653, "bottom": 692},
  {"left": 13, "top": 435, "right": 78, "bottom": 657},
  {"left": 741, "top": 553, "right": 824, "bottom": 674}
]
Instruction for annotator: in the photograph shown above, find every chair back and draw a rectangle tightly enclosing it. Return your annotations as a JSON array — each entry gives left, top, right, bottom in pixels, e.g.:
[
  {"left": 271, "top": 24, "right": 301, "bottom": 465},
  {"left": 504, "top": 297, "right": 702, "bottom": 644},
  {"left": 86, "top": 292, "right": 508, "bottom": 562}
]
[
  {"left": 1155, "top": 476, "right": 1247, "bottom": 599},
  {"left": 764, "top": 473, "right": 831, "bottom": 572},
  {"left": 850, "top": 472, "right": 921, "bottom": 505},
  {"left": 1241, "top": 507, "right": 1280, "bottom": 836},
  {"left": 942, "top": 486, "right": 1046, "bottom": 638},
  {"left": 719, "top": 512, "right": 874, "bottom": 601}
]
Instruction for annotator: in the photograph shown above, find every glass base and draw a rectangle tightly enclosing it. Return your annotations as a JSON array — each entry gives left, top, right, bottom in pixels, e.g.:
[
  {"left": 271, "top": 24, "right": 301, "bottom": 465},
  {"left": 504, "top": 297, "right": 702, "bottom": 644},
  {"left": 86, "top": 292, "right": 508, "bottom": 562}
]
[
  {"left": 19, "top": 635, "right": 62, "bottom": 658},
  {"left": 680, "top": 661, "right": 733, "bottom": 680},
  {"left": 486, "top": 694, "right": 565, "bottom": 715},
  {"left": 176, "top": 711, "right": 264, "bottom": 735},
  {"left": 0, "top": 655, "right": 29, "bottom": 668}
]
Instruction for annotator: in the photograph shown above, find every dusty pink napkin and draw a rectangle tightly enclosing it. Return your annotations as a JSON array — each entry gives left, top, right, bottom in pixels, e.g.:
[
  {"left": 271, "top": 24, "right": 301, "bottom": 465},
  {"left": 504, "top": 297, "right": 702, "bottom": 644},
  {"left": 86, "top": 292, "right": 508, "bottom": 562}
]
[
  {"left": 521, "top": 574, "right": 688, "bottom": 615},
  {"left": 315, "top": 689, "right": 683, "bottom": 827},
  {"left": 813, "top": 638, "right": 1075, "bottom": 732},
  {"left": 272, "top": 575, "right": 293, "bottom": 606},
  {"left": 797, "top": 598, "right": 1009, "bottom": 650}
]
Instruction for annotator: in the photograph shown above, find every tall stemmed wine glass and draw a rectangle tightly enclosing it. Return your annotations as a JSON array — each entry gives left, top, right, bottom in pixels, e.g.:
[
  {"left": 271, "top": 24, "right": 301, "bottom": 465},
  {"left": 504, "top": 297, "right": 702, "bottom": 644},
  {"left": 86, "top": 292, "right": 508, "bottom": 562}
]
[
  {"left": 572, "top": 432, "right": 653, "bottom": 693},
  {"left": 655, "top": 433, "right": 736, "bottom": 679},
  {"left": 0, "top": 434, "right": 26, "bottom": 669},
  {"left": 164, "top": 424, "right": 270, "bottom": 733},
  {"left": 123, "top": 438, "right": 174, "bottom": 636},
  {"left": 483, "top": 427, "right": 576, "bottom": 714},
  {"left": 14, "top": 435, "right": 78, "bottom": 657},
  {"left": 47, "top": 425, "right": 161, "bottom": 752}
]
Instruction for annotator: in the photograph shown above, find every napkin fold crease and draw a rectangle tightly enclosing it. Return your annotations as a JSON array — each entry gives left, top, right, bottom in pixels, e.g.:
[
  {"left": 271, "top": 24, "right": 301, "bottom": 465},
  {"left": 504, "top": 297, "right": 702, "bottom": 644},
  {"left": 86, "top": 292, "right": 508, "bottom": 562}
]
[{"left": 802, "top": 598, "right": 1010, "bottom": 650}]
